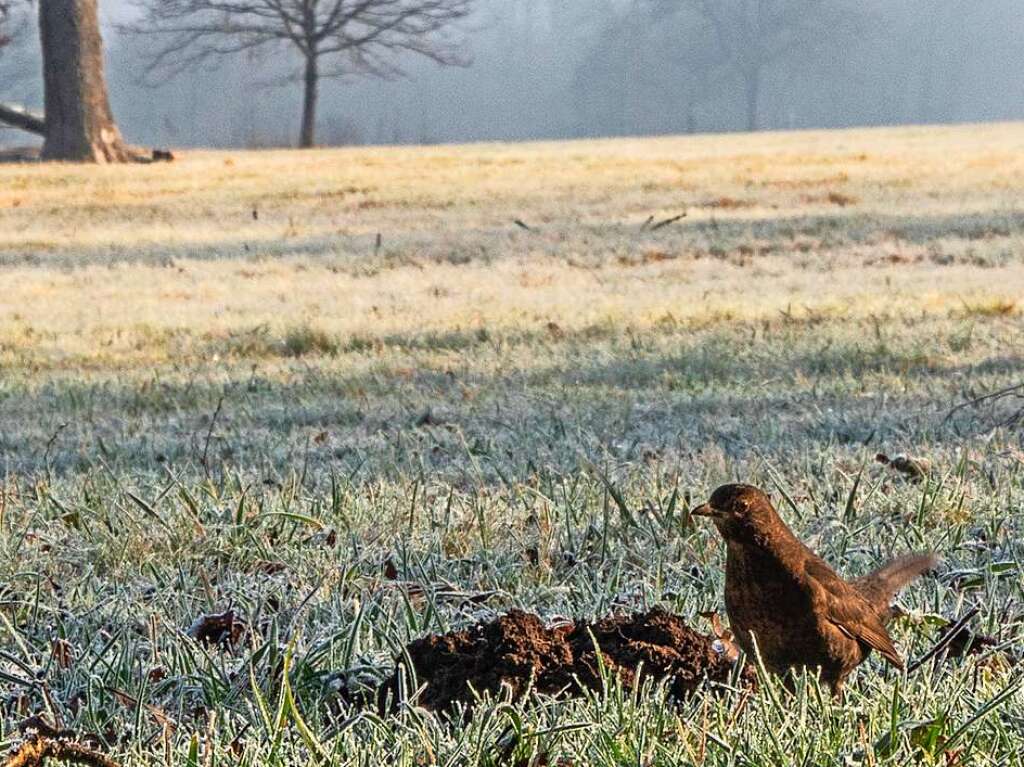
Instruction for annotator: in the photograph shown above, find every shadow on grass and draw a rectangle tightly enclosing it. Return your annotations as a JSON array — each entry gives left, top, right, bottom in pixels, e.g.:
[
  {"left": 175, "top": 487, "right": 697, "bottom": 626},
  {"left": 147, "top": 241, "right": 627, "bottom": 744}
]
[
  {"left": 3, "top": 321, "right": 1021, "bottom": 480},
  {"left": 2, "top": 207, "right": 1023, "bottom": 270}
]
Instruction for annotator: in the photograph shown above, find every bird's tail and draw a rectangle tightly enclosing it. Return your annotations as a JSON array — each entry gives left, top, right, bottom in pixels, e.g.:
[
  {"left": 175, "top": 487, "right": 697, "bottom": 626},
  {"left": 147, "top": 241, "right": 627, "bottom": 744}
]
[{"left": 854, "top": 552, "right": 938, "bottom": 609}]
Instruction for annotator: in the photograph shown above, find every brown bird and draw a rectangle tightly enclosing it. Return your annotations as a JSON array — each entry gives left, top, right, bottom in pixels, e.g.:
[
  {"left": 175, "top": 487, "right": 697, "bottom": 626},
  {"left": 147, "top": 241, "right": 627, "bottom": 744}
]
[{"left": 692, "top": 484, "right": 936, "bottom": 695}]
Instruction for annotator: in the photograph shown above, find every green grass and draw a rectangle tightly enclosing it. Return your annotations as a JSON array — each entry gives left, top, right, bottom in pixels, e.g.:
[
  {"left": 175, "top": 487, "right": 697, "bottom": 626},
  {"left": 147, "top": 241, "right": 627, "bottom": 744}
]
[
  {"left": 2, "top": 310, "right": 1022, "bottom": 766},
  {"left": 2, "top": 126, "right": 1024, "bottom": 765}
]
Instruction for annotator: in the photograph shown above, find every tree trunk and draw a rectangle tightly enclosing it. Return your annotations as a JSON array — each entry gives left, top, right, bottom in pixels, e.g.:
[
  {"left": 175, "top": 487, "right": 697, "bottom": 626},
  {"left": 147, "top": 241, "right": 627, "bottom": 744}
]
[
  {"left": 39, "top": 0, "right": 133, "bottom": 162},
  {"left": 299, "top": 52, "right": 319, "bottom": 148},
  {"left": 744, "top": 67, "right": 761, "bottom": 132}
]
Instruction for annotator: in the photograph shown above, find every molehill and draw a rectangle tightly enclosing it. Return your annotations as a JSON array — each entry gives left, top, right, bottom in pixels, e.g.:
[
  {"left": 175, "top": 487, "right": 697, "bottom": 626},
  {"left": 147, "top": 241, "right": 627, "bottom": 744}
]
[{"left": 382, "top": 607, "right": 755, "bottom": 713}]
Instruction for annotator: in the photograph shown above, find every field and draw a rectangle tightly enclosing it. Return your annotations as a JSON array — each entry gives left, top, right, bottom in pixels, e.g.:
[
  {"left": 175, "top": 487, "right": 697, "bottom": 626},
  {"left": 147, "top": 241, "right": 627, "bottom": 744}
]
[{"left": 1, "top": 122, "right": 1023, "bottom": 765}]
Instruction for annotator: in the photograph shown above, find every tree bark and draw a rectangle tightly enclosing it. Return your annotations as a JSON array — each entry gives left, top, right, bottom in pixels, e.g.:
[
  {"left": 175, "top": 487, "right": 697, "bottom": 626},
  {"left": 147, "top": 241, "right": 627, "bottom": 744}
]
[
  {"left": 299, "top": 51, "right": 319, "bottom": 148},
  {"left": 39, "top": 0, "right": 133, "bottom": 162},
  {"left": 744, "top": 67, "right": 761, "bottom": 132}
]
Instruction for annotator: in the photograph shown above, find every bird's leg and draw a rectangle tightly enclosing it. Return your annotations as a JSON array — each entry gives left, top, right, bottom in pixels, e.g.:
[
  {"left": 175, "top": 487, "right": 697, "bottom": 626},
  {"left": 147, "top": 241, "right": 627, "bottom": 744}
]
[{"left": 829, "top": 678, "right": 845, "bottom": 701}]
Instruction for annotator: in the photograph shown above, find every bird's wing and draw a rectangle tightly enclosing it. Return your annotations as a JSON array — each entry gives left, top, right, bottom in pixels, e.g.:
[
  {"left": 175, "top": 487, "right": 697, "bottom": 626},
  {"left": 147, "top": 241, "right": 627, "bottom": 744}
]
[{"left": 804, "top": 556, "right": 904, "bottom": 669}]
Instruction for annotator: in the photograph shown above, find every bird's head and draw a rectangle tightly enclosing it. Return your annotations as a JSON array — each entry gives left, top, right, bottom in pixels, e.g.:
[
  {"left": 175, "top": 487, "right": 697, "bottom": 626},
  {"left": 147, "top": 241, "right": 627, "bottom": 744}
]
[{"left": 691, "top": 483, "right": 780, "bottom": 543}]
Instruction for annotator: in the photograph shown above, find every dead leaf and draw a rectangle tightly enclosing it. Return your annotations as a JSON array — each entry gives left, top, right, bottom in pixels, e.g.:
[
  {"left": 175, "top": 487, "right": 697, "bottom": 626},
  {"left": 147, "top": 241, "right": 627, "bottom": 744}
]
[
  {"left": 147, "top": 667, "right": 167, "bottom": 683},
  {"left": 186, "top": 610, "right": 246, "bottom": 648},
  {"left": 50, "top": 639, "right": 74, "bottom": 670},
  {"left": 106, "top": 688, "right": 175, "bottom": 730}
]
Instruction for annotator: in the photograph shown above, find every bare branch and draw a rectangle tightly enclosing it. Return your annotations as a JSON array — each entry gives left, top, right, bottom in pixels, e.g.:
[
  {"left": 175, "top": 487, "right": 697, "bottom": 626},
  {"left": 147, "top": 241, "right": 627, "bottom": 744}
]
[
  {"left": 690, "top": 0, "right": 835, "bottom": 72},
  {"left": 0, "top": 0, "right": 21, "bottom": 49},
  {"left": 122, "top": 0, "right": 474, "bottom": 146},
  {"left": 123, "top": 0, "right": 473, "bottom": 81},
  {"left": 0, "top": 5, "right": 7, "bottom": 48}
]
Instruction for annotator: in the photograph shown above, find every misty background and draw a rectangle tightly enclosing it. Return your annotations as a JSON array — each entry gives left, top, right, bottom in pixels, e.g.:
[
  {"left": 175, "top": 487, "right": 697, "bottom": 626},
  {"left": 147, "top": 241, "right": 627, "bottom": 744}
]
[{"left": 3, "top": 0, "right": 1024, "bottom": 148}]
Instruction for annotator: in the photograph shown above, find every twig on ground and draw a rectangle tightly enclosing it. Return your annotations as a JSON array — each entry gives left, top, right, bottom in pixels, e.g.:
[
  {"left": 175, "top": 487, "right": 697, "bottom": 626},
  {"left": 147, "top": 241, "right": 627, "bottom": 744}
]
[
  {"left": 200, "top": 394, "right": 225, "bottom": 477},
  {"left": 43, "top": 423, "right": 69, "bottom": 480},
  {"left": 943, "top": 382, "right": 1024, "bottom": 428},
  {"left": 650, "top": 212, "right": 687, "bottom": 231},
  {"left": 907, "top": 608, "right": 980, "bottom": 673}
]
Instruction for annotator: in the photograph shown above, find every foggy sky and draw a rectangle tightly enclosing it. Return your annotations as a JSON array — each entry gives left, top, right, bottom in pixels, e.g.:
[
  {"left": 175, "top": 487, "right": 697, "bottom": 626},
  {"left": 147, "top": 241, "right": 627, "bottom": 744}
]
[{"left": 3, "top": 0, "right": 1024, "bottom": 148}]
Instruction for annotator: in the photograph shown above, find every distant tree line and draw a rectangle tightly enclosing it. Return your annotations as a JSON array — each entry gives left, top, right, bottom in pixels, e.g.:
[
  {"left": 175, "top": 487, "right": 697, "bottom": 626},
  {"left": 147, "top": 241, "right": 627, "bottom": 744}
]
[
  {"left": 571, "top": 0, "right": 1016, "bottom": 138},
  {"left": 570, "top": 0, "right": 868, "bottom": 134},
  {"left": 2, "top": 0, "right": 1023, "bottom": 160}
]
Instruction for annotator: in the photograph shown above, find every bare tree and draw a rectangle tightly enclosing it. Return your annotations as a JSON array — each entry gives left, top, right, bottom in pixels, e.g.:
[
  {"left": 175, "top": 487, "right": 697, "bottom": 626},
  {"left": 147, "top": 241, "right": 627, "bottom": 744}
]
[
  {"left": 126, "top": 0, "right": 474, "bottom": 148},
  {"left": 575, "top": 2, "right": 721, "bottom": 137},
  {"left": 688, "top": 0, "right": 843, "bottom": 131}
]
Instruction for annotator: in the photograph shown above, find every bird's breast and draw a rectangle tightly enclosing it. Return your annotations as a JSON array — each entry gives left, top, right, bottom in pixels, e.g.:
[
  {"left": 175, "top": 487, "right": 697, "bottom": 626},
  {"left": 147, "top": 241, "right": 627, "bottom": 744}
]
[{"left": 723, "top": 544, "right": 818, "bottom": 666}]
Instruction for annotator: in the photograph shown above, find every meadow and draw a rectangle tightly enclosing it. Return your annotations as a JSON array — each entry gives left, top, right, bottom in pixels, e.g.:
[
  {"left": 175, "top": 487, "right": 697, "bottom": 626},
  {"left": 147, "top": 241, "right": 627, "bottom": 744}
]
[{"left": 0, "top": 122, "right": 1022, "bottom": 765}]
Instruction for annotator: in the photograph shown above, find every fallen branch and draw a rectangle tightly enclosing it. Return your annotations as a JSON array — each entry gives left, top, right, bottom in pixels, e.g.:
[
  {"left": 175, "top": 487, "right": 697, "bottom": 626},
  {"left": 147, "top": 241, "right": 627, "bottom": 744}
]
[
  {"left": 0, "top": 102, "right": 45, "bottom": 135},
  {"left": 3, "top": 735, "right": 120, "bottom": 767},
  {"left": 907, "top": 607, "right": 980, "bottom": 673},
  {"left": 943, "top": 382, "right": 1024, "bottom": 427}
]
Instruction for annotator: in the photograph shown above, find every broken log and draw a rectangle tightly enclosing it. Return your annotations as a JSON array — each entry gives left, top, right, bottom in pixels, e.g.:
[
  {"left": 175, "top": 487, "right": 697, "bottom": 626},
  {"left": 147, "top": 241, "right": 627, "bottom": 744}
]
[{"left": 0, "top": 102, "right": 45, "bottom": 136}]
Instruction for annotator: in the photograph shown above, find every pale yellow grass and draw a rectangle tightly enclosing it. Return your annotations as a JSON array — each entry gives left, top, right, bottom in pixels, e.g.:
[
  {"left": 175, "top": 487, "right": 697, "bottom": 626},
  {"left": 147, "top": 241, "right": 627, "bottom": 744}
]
[
  {"left": 1, "top": 122, "right": 1022, "bottom": 252},
  {"left": 1, "top": 122, "right": 1022, "bottom": 368},
  {"left": 1, "top": 255, "right": 1021, "bottom": 367}
]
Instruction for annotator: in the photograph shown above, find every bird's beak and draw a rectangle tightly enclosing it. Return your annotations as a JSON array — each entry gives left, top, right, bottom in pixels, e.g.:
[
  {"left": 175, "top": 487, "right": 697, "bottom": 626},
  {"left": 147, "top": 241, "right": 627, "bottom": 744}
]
[{"left": 690, "top": 503, "right": 716, "bottom": 518}]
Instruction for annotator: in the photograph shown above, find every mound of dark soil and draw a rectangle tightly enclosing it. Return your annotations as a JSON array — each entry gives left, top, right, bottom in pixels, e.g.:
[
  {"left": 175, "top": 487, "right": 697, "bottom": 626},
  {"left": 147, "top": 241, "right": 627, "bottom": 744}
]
[
  {"left": 382, "top": 607, "right": 754, "bottom": 713},
  {"left": 569, "top": 609, "right": 751, "bottom": 700}
]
